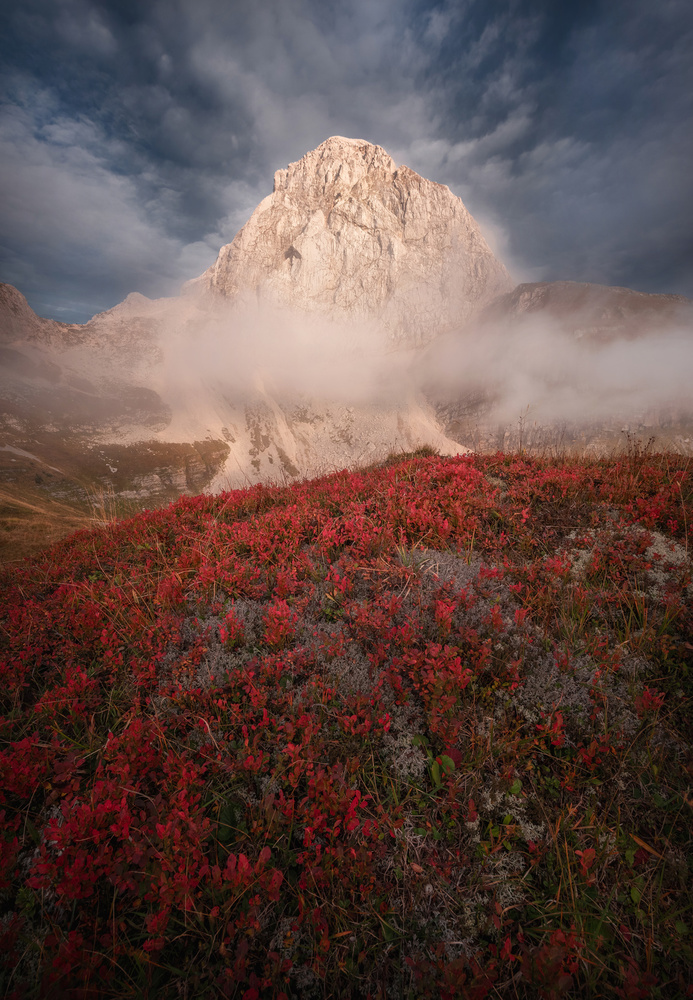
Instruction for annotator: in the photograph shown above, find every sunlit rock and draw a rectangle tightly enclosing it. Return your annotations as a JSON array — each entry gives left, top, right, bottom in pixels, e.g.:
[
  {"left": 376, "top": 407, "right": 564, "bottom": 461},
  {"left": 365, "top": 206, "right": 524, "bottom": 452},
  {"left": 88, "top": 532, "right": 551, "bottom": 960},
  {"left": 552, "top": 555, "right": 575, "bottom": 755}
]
[{"left": 187, "top": 136, "right": 512, "bottom": 347}]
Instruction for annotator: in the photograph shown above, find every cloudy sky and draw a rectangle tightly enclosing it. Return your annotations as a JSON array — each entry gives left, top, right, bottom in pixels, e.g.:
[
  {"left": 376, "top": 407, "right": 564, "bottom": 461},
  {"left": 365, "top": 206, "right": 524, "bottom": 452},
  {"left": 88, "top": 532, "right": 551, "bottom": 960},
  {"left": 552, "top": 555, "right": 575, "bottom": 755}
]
[{"left": 1, "top": 0, "right": 692, "bottom": 323}]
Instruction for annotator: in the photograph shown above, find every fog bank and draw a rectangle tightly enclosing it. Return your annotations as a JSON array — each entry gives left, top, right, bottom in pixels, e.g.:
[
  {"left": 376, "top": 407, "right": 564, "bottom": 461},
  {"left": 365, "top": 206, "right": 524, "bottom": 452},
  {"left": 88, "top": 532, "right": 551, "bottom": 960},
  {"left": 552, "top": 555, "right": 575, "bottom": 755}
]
[
  {"left": 421, "top": 315, "right": 693, "bottom": 425},
  {"left": 160, "top": 297, "right": 693, "bottom": 431}
]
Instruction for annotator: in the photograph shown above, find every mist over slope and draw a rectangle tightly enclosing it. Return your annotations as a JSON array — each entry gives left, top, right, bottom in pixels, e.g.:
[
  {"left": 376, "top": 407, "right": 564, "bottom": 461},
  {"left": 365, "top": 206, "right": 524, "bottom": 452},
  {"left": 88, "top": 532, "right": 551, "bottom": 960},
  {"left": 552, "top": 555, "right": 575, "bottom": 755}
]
[
  {"left": 424, "top": 281, "right": 693, "bottom": 448},
  {"left": 1, "top": 137, "right": 692, "bottom": 508}
]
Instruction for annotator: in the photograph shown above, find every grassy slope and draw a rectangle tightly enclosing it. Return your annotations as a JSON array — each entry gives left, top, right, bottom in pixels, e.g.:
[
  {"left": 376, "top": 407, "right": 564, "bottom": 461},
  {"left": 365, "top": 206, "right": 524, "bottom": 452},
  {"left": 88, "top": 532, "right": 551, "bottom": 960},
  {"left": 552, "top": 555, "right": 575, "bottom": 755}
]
[
  {"left": 0, "top": 484, "right": 130, "bottom": 566},
  {"left": 0, "top": 435, "right": 232, "bottom": 565},
  {"left": 0, "top": 449, "right": 691, "bottom": 999}
]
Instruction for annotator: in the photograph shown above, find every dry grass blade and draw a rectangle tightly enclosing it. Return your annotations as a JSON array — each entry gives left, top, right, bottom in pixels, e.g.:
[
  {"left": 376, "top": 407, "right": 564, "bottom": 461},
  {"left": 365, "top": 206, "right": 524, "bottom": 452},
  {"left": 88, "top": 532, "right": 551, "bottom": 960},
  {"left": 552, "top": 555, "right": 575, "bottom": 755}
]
[{"left": 0, "top": 483, "right": 131, "bottom": 564}]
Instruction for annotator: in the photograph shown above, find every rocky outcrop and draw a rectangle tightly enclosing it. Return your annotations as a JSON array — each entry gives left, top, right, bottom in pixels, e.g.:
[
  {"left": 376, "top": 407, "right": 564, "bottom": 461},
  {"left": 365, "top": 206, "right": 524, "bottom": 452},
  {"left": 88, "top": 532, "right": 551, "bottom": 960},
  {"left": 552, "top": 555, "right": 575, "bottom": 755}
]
[
  {"left": 188, "top": 136, "right": 512, "bottom": 346},
  {"left": 1, "top": 137, "right": 506, "bottom": 491},
  {"left": 0, "top": 284, "right": 64, "bottom": 344}
]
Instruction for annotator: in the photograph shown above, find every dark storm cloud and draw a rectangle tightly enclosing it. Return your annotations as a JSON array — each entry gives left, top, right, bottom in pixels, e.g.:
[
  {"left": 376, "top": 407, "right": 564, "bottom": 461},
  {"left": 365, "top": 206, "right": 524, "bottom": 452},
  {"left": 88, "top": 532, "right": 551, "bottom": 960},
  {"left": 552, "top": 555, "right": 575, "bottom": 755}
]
[
  {"left": 0, "top": 0, "right": 691, "bottom": 321},
  {"left": 405, "top": 0, "right": 693, "bottom": 291}
]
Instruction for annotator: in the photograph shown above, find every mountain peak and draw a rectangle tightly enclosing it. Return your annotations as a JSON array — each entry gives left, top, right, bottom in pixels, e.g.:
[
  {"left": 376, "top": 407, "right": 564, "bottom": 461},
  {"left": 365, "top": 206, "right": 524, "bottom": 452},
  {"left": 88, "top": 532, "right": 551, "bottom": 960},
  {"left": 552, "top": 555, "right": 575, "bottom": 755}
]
[
  {"left": 195, "top": 137, "right": 512, "bottom": 345},
  {"left": 272, "top": 136, "right": 397, "bottom": 201}
]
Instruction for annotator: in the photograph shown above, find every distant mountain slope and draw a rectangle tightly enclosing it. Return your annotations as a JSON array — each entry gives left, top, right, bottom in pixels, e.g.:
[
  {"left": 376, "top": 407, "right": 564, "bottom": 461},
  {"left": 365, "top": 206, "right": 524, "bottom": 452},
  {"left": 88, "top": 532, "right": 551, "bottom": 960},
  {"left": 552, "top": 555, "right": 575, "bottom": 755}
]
[
  {"left": 480, "top": 280, "right": 693, "bottom": 341},
  {"left": 3, "top": 136, "right": 511, "bottom": 496}
]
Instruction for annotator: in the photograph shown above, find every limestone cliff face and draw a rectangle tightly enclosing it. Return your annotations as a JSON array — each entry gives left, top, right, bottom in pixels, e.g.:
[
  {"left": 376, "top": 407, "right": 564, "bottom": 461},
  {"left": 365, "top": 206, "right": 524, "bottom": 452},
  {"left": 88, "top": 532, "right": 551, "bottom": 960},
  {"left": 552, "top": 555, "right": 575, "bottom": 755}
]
[
  {"left": 190, "top": 137, "right": 512, "bottom": 346},
  {"left": 0, "top": 283, "right": 64, "bottom": 344}
]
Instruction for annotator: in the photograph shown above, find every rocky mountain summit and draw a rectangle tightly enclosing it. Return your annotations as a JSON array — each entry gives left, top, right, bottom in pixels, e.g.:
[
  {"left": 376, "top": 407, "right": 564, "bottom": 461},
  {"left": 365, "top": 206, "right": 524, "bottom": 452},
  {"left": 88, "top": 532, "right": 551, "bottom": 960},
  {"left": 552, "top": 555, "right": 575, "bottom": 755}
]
[{"left": 188, "top": 136, "right": 512, "bottom": 346}]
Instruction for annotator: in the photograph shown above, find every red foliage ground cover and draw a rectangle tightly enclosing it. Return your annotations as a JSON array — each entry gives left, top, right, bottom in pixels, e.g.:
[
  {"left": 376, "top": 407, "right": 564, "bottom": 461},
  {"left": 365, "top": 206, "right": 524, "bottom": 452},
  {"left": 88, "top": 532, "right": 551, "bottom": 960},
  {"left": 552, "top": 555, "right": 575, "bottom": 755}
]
[{"left": 0, "top": 451, "right": 691, "bottom": 998}]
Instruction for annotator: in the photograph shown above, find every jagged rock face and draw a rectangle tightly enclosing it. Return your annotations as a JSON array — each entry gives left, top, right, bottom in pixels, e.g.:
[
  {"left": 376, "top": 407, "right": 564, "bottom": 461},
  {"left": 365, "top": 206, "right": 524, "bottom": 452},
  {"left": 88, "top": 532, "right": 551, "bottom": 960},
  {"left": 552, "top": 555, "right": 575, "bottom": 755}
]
[
  {"left": 5, "top": 136, "right": 691, "bottom": 503},
  {"left": 0, "top": 283, "right": 66, "bottom": 344},
  {"left": 190, "top": 136, "right": 512, "bottom": 346}
]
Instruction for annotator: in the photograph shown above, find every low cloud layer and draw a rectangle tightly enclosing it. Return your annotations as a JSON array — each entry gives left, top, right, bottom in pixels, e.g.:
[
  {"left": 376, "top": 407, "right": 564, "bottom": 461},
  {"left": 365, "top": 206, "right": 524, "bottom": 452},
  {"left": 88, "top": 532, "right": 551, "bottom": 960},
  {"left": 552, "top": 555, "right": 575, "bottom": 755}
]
[
  {"left": 422, "top": 318, "right": 693, "bottom": 427},
  {"left": 156, "top": 297, "right": 693, "bottom": 438},
  {"left": 161, "top": 301, "right": 411, "bottom": 406},
  {"left": 1, "top": 0, "right": 692, "bottom": 322}
]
